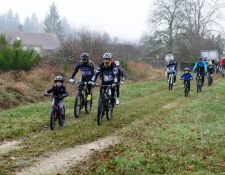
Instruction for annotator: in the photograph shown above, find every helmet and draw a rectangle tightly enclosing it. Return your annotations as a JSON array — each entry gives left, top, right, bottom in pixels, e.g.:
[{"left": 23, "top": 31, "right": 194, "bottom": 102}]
[
  {"left": 54, "top": 76, "right": 64, "bottom": 83},
  {"left": 103, "top": 53, "right": 112, "bottom": 59},
  {"left": 115, "top": 61, "right": 120, "bottom": 66},
  {"left": 80, "top": 53, "right": 89, "bottom": 60},
  {"left": 169, "top": 59, "right": 173, "bottom": 62},
  {"left": 183, "top": 68, "right": 190, "bottom": 71},
  {"left": 198, "top": 57, "right": 203, "bottom": 61}
]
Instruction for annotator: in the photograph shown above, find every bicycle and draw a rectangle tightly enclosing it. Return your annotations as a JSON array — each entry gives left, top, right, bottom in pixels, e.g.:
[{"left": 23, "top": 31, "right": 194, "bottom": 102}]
[
  {"left": 48, "top": 95, "right": 64, "bottom": 130},
  {"left": 95, "top": 84, "right": 114, "bottom": 125},
  {"left": 195, "top": 71, "right": 203, "bottom": 92},
  {"left": 73, "top": 81, "right": 92, "bottom": 118},
  {"left": 207, "top": 72, "right": 213, "bottom": 86},
  {"left": 166, "top": 69, "right": 175, "bottom": 90},
  {"left": 180, "top": 79, "right": 193, "bottom": 97}
]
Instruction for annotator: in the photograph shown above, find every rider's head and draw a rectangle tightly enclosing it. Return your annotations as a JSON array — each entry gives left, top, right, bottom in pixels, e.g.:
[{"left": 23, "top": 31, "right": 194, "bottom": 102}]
[
  {"left": 198, "top": 57, "right": 203, "bottom": 62},
  {"left": 169, "top": 59, "right": 173, "bottom": 63},
  {"left": 208, "top": 57, "right": 211, "bottom": 61},
  {"left": 103, "top": 53, "right": 112, "bottom": 66},
  {"left": 183, "top": 68, "right": 190, "bottom": 74},
  {"left": 203, "top": 57, "right": 207, "bottom": 61},
  {"left": 54, "top": 76, "right": 64, "bottom": 86},
  {"left": 80, "top": 53, "right": 89, "bottom": 64}
]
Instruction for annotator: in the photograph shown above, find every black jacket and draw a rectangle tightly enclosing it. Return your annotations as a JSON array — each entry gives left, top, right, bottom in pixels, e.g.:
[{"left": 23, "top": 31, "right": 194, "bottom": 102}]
[{"left": 45, "top": 85, "right": 68, "bottom": 99}]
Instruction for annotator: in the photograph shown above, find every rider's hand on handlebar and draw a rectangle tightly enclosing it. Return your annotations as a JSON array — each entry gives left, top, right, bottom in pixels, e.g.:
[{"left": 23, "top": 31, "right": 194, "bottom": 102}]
[
  {"left": 180, "top": 78, "right": 183, "bottom": 80},
  {"left": 44, "top": 93, "right": 50, "bottom": 97},
  {"left": 120, "top": 81, "right": 124, "bottom": 85},
  {"left": 89, "top": 81, "right": 95, "bottom": 86},
  {"left": 70, "top": 79, "right": 75, "bottom": 84}
]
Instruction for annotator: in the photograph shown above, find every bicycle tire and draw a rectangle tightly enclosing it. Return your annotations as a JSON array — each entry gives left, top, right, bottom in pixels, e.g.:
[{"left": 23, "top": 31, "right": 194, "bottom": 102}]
[
  {"left": 169, "top": 76, "right": 172, "bottom": 90},
  {"left": 197, "top": 78, "right": 200, "bottom": 92},
  {"left": 208, "top": 76, "right": 211, "bottom": 86},
  {"left": 58, "top": 106, "right": 65, "bottom": 126},
  {"left": 106, "top": 99, "right": 113, "bottom": 120},
  {"left": 85, "top": 92, "right": 92, "bottom": 114},
  {"left": 97, "top": 98, "right": 104, "bottom": 125},
  {"left": 74, "top": 93, "right": 82, "bottom": 118},
  {"left": 50, "top": 109, "right": 55, "bottom": 130},
  {"left": 185, "top": 84, "right": 188, "bottom": 97}
]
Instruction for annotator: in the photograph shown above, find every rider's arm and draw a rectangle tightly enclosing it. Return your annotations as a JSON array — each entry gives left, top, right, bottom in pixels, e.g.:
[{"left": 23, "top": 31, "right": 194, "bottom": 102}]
[
  {"left": 204, "top": 62, "right": 207, "bottom": 72},
  {"left": 44, "top": 86, "right": 54, "bottom": 96},
  {"left": 190, "top": 73, "right": 194, "bottom": 79},
  {"left": 70, "top": 62, "right": 80, "bottom": 79},
  {"left": 120, "top": 69, "right": 125, "bottom": 82},
  {"left": 180, "top": 74, "right": 184, "bottom": 79},
  {"left": 91, "top": 62, "right": 95, "bottom": 77},
  {"left": 62, "top": 87, "right": 68, "bottom": 97},
  {"left": 92, "top": 65, "right": 101, "bottom": 82},
  {"left": 192, "top": 63, "right": 197, "bottom": 71}
]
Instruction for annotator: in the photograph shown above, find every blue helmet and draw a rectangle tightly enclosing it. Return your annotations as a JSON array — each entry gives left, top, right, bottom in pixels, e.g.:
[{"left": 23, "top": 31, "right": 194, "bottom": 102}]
[{"left": 198, "top": 57, "right": 203, "bottom": 61}]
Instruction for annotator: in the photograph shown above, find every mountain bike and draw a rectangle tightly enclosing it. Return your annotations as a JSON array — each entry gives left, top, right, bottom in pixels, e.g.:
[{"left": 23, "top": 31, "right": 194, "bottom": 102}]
[
  {"left": 180, "top": 79, "right": 192, "bottom": 97},
  {"left": 207, "top": 72, "right": 213, "bottom": 86},
  {"left": 95, "top": 84, "right": 114, "bottom": 125},
  {"left": 196, "top": 71, "right": 203, "bottom": 92},
  {"left": 73, "top": 81, "right": 92, "bottom": 118},
  {"left": 48, "top": 95, "right": 64, "bottom": 130},
  {"left": 167, "top": 69, "right": 175, "bottom": 90}
]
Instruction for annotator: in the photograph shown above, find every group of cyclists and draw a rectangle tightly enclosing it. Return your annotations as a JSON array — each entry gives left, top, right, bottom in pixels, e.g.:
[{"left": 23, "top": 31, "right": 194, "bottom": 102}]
[
  {"left": 44, "top": 53, "right": 125, "bottom": 123},
  {"left": 166, "top": 56, "right": 225, "bottom": 95}
]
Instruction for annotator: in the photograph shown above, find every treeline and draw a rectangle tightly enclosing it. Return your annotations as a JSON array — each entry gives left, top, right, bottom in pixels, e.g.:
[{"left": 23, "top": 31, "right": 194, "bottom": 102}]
[{"left": 0, "top": 35, "right": 42, "bottom": 72}]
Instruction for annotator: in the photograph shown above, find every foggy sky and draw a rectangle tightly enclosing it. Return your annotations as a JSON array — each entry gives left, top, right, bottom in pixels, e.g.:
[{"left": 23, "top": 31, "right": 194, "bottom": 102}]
[{"left": 1, "top": 0, "right": 153, "bottom": 42}]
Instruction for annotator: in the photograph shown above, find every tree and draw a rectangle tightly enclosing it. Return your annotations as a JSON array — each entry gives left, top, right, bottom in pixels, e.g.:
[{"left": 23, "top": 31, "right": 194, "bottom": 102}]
[
  {"left": 61, "top": 17, "right": 71, "bottom": 37},
  {"left": 23, "top": 17, "right": 33, "bottom": 31},
  {"left": 44, "top": 2, "right": 64, "bottom": 41},
  {"left": 12, "top": 12, "right": 21, "bottom": 31},
  {"left": 31, "top": 12, "right": 39, "bottom": 32}
]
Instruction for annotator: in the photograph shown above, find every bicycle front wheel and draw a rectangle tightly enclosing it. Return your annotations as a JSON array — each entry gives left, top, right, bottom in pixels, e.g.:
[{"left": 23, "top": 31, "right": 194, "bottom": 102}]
[
  {"left": 207, "top": 76, "right": 211, "bottom": 86},
  {"left": 185, "top": 85, "right": 188, "bottom": 97},
  {"left": 106, "top": 99, "right": 113, "bottom": 120},
  {"left": 97, "top": 98, "right": 104, "bottom": 125},
  {"left": 169, "top": 76, "right": 172, "bottom": 90},
  {"left": 74, "top": 94, "right": 82, "bottom": 118},
  {"left": 85, "top": 92, "right": 92, "bottom": 114},
  {"left": 50, "top": 109, "right": 55, "bottom": 130}
]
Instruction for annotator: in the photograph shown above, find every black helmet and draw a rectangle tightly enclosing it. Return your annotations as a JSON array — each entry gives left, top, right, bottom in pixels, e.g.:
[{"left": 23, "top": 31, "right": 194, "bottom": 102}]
[
  {"left": 80, "top": 53, "right": 89, "bottom": 60},
  {"left": 169, "top": 59, "right": 173, "bottom": 62},
  {"left": 198, "top": 57, "right": 203, "bottom": 61},
  {"left": 54, "top": 76, "right": 64, "bottom": 83},
  {"left": 183, "top": 68, "right": 190, "bottom": 71}
]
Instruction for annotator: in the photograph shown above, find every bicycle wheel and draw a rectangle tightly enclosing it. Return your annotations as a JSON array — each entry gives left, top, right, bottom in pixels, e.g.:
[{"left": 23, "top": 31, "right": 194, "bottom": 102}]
[
  {"left": 169, "top": 76, "right": 172, "bottom": 90},
  {"left": 208, "top": 76, "right": 211, "bottom": 86},
  {"left": 185, "top": 85, "right": 188, "bottom": 97},
  {"left": 85, "top": 92, "right": 92, "bottom": 114},
  {"left": 106, "top": 99, "right": 113, "bottom": 120},
  {"left": 199, "top": 79, "right": 202, "bottom": 91},
  {"left": 97, "top": 98, "right": 104, "bottom": 125},
  {"left": 58, "top": 106, "right": 64, "bottom": 126},
  {"left": 197, "top": 78, "right": 200, "bottom": 92},
  {"left": 50, "top": 109, "right": 55, "bottom": 130},
  {"left": 74, "top": 93, "right": 82, "bottom": 118}
]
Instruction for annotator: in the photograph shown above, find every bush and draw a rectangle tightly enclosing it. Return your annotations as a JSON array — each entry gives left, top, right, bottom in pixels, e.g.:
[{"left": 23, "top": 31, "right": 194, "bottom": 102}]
[{"left": 0, "top": 34, "right": 42, "bottom": 72}]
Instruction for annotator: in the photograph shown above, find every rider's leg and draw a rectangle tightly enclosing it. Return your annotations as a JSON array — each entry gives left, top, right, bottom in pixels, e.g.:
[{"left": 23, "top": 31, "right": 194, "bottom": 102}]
[
  {"left": 187, "top": 80, "right": 190, "bottom": 91},
  {"left": 201, "top": 72, "right": 205, "bottom": 85},
  {"left": 59, "top": 99, "right": 66, "bottom": 122}
]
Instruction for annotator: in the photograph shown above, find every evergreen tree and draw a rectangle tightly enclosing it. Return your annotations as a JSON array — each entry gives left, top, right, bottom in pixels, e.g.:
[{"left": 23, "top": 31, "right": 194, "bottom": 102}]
[
  {"left": 0, "top": 14, "right": 7, "bottom": 30},
  {"left": 23, "top": 17, "right": 32, "bottom": 31},
  {"left": 6, "top": 9, "right": 14, "bottom": 30},
  {"left": 12, "top": 12, "right": 21, "bottom": 31},
  {"left": 31, "top": 12, "right": 39, "bottom": 32},
  {"left": 61, "top": 17, "right": 70, "bottom": 37},
  {"left": 44, "top": 2, "right": 64, "bottom": 41}
]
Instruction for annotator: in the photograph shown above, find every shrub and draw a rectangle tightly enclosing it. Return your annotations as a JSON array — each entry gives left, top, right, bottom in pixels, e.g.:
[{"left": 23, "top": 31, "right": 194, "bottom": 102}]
[{"left": 0, "top": 34, "right": 42, "bottom": 72}]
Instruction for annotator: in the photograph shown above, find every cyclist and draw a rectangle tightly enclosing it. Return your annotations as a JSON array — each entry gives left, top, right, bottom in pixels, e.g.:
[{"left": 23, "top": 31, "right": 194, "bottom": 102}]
[
  {"left": 69, "top": 53, "right": 94, "bottom": 98},
  {"left": 220, "top": 57, "right": 225, "bottom": 72},
  {"left": 203, "top": 57, "right": 209, "bottom": 66},
  {"left": 207, "top": 63, "right": 214, "bottom": 84},
  {"left": 193, "top": 57, "right": 207, "bottom": 86},
  {"left": 208, "top": 58, "right": 212, "bottom": 65},
  {"left": 44, "top": 76, "right": 68, "bottom": 123},
  {"left": 166, "top": 59, "right": 178, "bottom": 85},
  {"left": 114, "top": 61, "right": 125, "bottom": 105},
  {"left": 180, "top": 68, "right": 194, "bottom": 95},
  {"left": 91, "top": 53, "right": 116, "bottom": 106}
]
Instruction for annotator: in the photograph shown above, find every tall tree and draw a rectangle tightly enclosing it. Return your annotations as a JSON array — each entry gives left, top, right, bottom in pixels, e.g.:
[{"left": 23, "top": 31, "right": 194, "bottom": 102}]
[
  {"left": 44, "top": 2, "right": 64, "bottom": 41},
  {"left": 61, "top": 17, "right": 71, "bottom": 37},
  {"left": 23, "top": 17, "right": 33, "bottom": 31},
  {"left": 0, "top": 14, "right": 7, "bottom": 30},
  {"left": 12, "top": 12, "right": 21, "bottom": 31},
  {"left": 6, "top": 8, "right": 14, "bottom": 31},
  {"left": 31, "top": 12, "right": 39, "bottom": 32}
]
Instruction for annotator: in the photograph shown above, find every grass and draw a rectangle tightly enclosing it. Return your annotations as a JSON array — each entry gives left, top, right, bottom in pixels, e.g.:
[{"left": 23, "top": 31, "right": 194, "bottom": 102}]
[{"left": 0, "top": 72, "right": 224, "bottom": 174}]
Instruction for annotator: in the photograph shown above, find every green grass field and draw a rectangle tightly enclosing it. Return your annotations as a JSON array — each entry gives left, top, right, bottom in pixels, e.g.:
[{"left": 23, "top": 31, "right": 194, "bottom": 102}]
[{"left": 0, "top": 73, "right": 224, "bottom": 174}]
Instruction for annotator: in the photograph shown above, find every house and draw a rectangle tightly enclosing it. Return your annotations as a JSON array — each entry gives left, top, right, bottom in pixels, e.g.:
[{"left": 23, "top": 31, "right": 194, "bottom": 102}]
[{"left": 0, "top": 25, "right": 60, "bottom": 55}]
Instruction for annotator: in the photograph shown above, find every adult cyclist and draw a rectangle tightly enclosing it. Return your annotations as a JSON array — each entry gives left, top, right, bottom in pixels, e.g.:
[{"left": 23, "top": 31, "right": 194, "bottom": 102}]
[
  {"left": 91, "top": 53, "right": 116, "bottom": 106},
  {"left": 193, "top": 57, "right": 207, "bottom": 86},
  {"left": 220, "top": 57, "right": 225, "bottom": 72},
  {"left": 69, "top": 53, "right": 95, "bottom": 97},
  {"left": 166, "top": 59, "right": 178, "bottom": 85}
]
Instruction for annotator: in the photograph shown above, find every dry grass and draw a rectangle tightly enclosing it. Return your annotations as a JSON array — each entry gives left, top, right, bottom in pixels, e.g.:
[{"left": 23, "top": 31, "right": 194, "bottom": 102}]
[{"left": 0, "top": 60, "right": 164, "bottom": 111}]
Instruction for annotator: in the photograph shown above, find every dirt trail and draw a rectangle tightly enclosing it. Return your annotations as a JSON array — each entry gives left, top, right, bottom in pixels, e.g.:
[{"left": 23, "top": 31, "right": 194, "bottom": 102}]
[
  {"left": 0, "top": 140, "right": 22, "bottom": 154},
  {"left": 16, "top": 136, "right": 120, "bottom": 175}
]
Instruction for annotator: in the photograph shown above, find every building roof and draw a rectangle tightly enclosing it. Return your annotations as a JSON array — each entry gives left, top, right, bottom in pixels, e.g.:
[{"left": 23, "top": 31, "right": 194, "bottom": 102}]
[{"left": 0, "top": 31, "right": 60, "bottom": 50}]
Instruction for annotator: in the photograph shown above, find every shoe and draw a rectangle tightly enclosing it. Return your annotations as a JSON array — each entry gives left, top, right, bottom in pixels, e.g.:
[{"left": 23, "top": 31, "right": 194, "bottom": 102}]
[
  {"left": 189, "top": 92, "right": 192, "bottom": 95},
  {"left": 87, "top": 95, "right": 92, "bottom": 101},
  {"left": 173, "top": 83, "right": 175, "bottom": 85},
  {"left": 62, "top": 117, "right": 66, "bottom": 123},
  {"left": 116, "top": 98, "right": 119, "bottom": 105}
]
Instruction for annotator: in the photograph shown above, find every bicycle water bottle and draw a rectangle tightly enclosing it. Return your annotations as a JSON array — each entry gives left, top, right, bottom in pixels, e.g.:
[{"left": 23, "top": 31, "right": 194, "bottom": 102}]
[{"left": 108, "top": 89, "right": 111, "bottom": 96}]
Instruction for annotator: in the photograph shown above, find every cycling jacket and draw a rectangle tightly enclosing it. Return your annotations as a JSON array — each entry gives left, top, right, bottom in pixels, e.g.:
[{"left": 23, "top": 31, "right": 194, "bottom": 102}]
[
  {"left": 71, "top": 61, "right": 94, "bottom": 80},
  {"left": 114, "top": 67, "right": 125, "bottom": 83},
  {"left": 166, "top": 62, "right": 178, "bottom": 71},
  {"left": 180, "top": 73, "right": 194, "bottom": 80},
  {"left": 220, "top": 59, "right": 225, "bottom": 66},
  {"left": 45, "top": 85, "right": 68, "bottom": 100},
  {"left": 193, "top": 62, "right": 207, "bottom": 72}
]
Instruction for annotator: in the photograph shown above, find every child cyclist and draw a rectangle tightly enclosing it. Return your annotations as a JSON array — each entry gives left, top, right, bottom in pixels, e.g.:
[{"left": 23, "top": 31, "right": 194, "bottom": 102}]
[
  {"left": 44, "top": 76, "right": 68, "bottom": 122},
  {"left": 180, "top": 68, "right": 194, "bottom": 95}
]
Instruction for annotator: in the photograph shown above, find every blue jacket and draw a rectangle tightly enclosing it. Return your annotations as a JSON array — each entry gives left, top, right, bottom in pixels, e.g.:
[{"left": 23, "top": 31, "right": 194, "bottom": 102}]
[
  {"left": 193, "top": 62, "right": 207, "bottom": 72},
  {"left": 180, "top": 73, "right": 194, "bottom": 80}
]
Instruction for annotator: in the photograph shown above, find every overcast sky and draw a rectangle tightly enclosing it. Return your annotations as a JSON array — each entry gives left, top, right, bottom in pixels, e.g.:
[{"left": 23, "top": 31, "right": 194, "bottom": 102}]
[{"left": 1, "top": 0, "right": 154, "bottom": 42}]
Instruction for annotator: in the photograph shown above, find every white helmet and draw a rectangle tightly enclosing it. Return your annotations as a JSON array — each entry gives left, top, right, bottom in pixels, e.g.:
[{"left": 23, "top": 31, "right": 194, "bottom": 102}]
[
  {"left": 115, "top": 61, "right": 120, "bottom": 66},
  {"left": 103, "top": 53, "right": 112, "bottom": 59}
]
